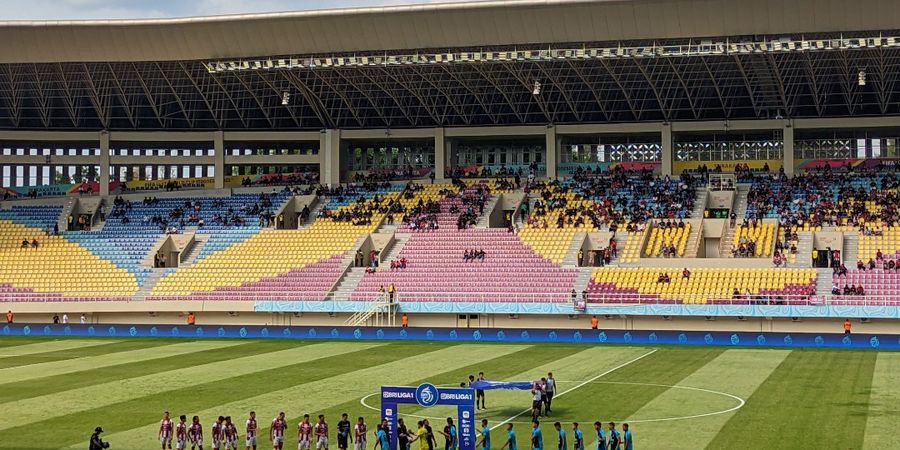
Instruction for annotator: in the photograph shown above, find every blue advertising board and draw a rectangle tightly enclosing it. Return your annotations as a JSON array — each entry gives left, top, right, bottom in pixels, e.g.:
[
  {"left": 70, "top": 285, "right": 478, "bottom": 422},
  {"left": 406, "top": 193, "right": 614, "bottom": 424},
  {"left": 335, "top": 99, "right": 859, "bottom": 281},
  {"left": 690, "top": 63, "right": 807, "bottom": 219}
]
[
  {"left": 381, "top": 385, "right": 476, "bottom": 450},
  {"left": 0, "top": 323, "right": 896, "bottom": 350}
]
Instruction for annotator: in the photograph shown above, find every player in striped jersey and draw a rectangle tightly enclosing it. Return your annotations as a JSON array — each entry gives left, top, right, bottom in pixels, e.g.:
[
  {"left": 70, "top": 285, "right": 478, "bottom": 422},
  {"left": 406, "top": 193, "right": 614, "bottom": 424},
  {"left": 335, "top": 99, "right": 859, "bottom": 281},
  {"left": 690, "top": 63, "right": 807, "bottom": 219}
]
[
  {"left": 176, "top": 415, "right": 189, "bottom": 450},
  {"left": 224, "top": 416, "right": 240, "bottom": 450},
  {"left": 190, "top": 416, "right": 204, "bottom": 450},
  {"left": 246, "top": 411, "right": 259, "bottom": 450},
  {"left": 159, "top": 411, "right": 174, "bottom": 450},
  {"left": 298, "top": 414, "right": 313, "bottom": 450},
  {"left": 315, "top": 415, "right": 329, "bottom": 450},
  {"left": 212, "top": 417, "right": 225, "bottom": 450},
  {"left": 354, "top": 417, "right": 367, "bottom": 450},
  {"left": 271, "top": 411, "right": 287, "bottom": 450}
]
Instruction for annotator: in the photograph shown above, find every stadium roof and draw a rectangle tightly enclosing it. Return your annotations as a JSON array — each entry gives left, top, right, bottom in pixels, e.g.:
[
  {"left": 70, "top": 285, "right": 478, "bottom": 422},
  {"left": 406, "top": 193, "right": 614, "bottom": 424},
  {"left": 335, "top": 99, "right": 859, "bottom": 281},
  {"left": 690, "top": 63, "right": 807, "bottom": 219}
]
[
  {"left": 0, "top": 0, "right": 899, "bottom": 131},
  {"left": 1, "top": 0, "right": 899, "bottom": 64}
]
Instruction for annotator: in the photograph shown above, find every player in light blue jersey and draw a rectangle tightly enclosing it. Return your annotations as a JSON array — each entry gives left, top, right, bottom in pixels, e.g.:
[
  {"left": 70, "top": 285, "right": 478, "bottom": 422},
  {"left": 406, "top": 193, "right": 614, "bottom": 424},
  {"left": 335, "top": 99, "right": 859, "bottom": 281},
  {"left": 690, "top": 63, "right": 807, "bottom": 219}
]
[
  {"left": 571, "top": 423, "right": 583, "bottom": 450},
  {"left": 477, "top": 420, "right": 490, "bottom": 450},
  {"left": 592, "top": 422, "right": 605, "bottom": 450},
  {"left": 530, "top": 421, "right": 542, "bottom": 450},
  {"left": 552, "top": 423, "right": 565, "bottom": 450},
  {"left": 621, "top": 424, "right": 631, "bottom": 450},
  {"left": 501, "top": 424, "right": 516, "bottom": 450}
]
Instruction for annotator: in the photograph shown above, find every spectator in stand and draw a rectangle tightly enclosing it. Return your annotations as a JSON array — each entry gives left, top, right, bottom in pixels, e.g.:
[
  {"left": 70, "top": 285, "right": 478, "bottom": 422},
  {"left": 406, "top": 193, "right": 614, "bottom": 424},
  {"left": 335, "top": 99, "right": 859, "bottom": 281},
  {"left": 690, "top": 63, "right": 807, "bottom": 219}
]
[
  {"left": 682, "top": 268, "right": 690, "bottom": 279},
  {"left": 387, "top": 283, "right": 396, "bottom": 303}
]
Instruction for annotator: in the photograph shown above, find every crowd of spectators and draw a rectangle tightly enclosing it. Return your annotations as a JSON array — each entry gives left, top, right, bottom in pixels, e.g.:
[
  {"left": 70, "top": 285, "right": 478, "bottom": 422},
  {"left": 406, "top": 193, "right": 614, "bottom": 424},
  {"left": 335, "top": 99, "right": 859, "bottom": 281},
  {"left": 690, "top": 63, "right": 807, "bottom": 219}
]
[
  {"left": 349, "top": 167, "right": 430, "bottom": 183},
  {"left": 524, "top": 169, "right": 696, "bottom": 232},
  {"left": 732, "top": 236, "right": 758, "bottom": 258},
  {"left": 746, "top": 166, "right": 900, "bottom": 228},
  {"left": 109, "top": 192, "right": 279, "bottom": 232},
  {"left": 445, "top": 164, "right": 534, "bottom": 182},
  {"left": 463, "top": 249, "right": 486, "bottom": 262},
  {"left": 242, "top": 172, "right": 319, "bottom": 187},
  {"left": 389, "top": 258, "right": 408, "bottom": 270},
  {"left": 455, "top": 183, "right": 490, "bottom": 230},
  {"left": 20, "top": 239, "right": 39, "bottom": 248},
  {"left": 834, "top": 284, "right": 867, "bottom": 296}
]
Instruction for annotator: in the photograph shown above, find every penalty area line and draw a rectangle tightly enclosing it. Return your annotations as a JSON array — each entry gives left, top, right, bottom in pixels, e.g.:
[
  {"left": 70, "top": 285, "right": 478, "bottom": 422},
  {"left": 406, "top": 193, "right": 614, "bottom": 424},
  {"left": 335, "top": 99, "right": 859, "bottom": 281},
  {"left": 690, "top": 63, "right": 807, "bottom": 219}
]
[{"left": 488, "top": 348, "right": 659, "bottom": 431}]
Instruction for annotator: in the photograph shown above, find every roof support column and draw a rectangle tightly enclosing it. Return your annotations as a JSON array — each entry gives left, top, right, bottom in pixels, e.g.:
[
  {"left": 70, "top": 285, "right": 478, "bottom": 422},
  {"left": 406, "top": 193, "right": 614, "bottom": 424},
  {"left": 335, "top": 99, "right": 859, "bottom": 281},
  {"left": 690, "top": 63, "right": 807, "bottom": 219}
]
[
  {"left": 434, "top": 127, "right": 446, "bottom": 182},
  {"left": 545, "top": 125, "right": 558, "bottom": 180},
  {"left": 661, "top": 123, "right": 673, "bottom": 176},
  {"left": 213, "top": 131, "right": 225, "bottom": 189},
  {"left": 99, "top": 131, "right": 110, "bottom": 196},
  {"left": 782, "top": 121, "right": 794, "bottom": 176},
  {"left": 322, "top": 129, "right": 342, "bottom": 187}
]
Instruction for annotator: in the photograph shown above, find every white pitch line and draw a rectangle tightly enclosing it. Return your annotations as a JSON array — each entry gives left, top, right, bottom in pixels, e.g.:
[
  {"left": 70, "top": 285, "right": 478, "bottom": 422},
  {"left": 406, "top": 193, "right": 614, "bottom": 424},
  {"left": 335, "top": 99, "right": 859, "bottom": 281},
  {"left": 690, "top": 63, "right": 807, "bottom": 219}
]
[{"left": 489, "top": 348, "right": 659, "bottom": 431}]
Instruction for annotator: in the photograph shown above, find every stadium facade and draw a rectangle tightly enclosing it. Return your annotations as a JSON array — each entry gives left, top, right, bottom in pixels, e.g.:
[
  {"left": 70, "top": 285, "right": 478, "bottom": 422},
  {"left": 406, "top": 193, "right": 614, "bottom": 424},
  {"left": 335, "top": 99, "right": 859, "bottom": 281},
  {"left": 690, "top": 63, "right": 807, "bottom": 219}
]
[{"left": 3, "top": 0, "right": 900, "bottom": 334}]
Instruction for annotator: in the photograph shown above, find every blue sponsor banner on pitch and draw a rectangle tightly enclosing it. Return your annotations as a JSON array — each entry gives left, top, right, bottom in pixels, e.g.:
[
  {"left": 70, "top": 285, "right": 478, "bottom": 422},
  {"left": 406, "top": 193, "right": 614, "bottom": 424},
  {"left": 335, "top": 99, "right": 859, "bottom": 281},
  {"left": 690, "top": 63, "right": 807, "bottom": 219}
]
[
  {"left": 381, "top": 385, "right": 476, "bottom": 450},
  {"left": 0, "top": 323, "right": 895, "bottom": 349}
]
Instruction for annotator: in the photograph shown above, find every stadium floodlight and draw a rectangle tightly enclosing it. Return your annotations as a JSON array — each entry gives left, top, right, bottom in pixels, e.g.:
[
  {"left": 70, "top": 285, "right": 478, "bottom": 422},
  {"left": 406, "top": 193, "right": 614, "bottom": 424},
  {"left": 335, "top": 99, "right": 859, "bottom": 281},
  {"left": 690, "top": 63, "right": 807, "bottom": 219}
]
[
  {"left": 281, "top": 91, "right": 291, "bottom": 105},
  {"left": 858, "top": 70, "right": 867, "bottom": 86},
  {"left": 532, "top": 80, "right": 542, "bottom": 96}
]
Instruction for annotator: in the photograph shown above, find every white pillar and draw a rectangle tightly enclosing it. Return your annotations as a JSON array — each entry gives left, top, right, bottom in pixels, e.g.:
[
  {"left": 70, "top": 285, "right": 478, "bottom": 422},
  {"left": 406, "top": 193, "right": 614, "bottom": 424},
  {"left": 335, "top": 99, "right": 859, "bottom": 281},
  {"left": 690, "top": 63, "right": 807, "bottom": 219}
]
[
  {"left": 323, "top": 129, "right": 341, "bottom": 186},
  {"left": 99, "top": 131, "right": 110, "bottom": 196},
  {"left": 661, "top": 123, "right": 673, "bottom": 176},
  {"left": 213, "top": 130, "right": 225, "bottom": 189},
  {"left": 782, "top": 121, "right": 795, "bottom": 176},
  {"left": 434, "top": 128, "right": 446, "bottom": 182},
  {"left": 545, "top": 125, "right": 558, "bottom": 179}
]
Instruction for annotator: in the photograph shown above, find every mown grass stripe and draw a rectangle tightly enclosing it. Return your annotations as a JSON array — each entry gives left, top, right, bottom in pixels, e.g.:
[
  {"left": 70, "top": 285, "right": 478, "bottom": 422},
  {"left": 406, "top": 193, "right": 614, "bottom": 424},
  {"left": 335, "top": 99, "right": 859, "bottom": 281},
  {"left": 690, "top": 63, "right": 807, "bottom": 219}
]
[
  {"left": 0, "top": 340, "right": 301, "bottom": 404},
  {"left": 862, "top": 352, "right": 900, "bottom": 449},
  {"left": 0, "top": 339, "right": 117, "bottom": 357},
  {"left": 285, "top": 344, "right": 583, "bottom": 442},
  {"left": 624, "top": 349, "right": 790, "bottom": 449},
  {"left": 308, "top": 346, "right": 655, "bottom": 450},
  {"left": 0, "top": 337, "right": 45, "bottom": 348},
  {"left": 26, "top": 341, "right": 423, "bottom": 450},
  {"left": 0, "top": 341, "right": 381, "bottom": 432},
  {"left": 577, "top": 347, "right": 725, "bottom": 450},
  {"left": 379, "top": 346, "right": 653, "bottom": 426},
  {"left": 707, "top": 350, "right": 876, "bottom": 449},
  {"left": 0, "top": 340, "right": 242, "bottom": 385},
  {"left": 91, "top": 343, "right": 528, "bottom": 450},
  {"left": 0, "top": 339, "right": 164, "bottom": 369}
]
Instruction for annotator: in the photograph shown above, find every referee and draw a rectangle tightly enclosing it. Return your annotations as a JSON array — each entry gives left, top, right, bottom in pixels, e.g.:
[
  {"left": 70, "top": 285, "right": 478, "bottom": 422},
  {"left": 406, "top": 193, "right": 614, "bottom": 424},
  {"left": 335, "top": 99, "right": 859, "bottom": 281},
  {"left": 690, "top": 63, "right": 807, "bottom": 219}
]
[{"left": 544, "top": 372, "right": 556, "bottom": 415}]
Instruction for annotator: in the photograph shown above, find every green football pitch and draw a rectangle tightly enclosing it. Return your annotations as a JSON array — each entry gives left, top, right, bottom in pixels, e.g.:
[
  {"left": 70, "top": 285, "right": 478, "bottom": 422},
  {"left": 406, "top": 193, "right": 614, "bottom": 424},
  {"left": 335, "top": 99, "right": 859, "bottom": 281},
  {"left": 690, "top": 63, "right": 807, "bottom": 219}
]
[{"left": 0, "top": 336, "right": 897, "bottom": 450}]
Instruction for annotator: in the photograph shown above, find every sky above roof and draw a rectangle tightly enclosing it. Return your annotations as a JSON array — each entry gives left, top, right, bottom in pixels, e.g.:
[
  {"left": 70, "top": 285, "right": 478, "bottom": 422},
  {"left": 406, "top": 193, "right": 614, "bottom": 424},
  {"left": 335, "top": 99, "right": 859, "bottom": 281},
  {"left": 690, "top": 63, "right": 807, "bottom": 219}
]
[{"left": 0, "top": 0, "right": 485, "bottom": 20}]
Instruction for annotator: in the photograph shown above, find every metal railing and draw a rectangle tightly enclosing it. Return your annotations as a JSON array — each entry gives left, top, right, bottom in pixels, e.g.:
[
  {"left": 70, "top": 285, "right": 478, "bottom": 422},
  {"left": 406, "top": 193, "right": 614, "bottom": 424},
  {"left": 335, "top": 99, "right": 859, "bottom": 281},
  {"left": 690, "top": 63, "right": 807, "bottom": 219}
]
[{"left": 1, "top": 291, "right": 898, "bottom": 308}]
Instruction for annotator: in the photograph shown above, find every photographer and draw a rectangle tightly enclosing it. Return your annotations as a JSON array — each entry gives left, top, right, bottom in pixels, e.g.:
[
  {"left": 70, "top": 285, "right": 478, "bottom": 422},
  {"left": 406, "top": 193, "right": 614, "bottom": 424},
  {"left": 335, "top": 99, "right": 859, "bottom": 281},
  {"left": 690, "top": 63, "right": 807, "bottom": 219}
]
[{"left": 90, "top": 426, "right": 110, "bottom": 450}]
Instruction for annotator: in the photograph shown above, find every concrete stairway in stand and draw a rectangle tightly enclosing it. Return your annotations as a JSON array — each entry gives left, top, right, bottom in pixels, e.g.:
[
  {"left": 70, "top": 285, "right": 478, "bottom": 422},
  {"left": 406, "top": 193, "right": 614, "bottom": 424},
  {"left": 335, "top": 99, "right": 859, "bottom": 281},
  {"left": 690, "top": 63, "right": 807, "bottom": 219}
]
[
  {"left": 815, "top": 268, "right": 835, "bottom": 296},
  {"left": 561, "top": 232, "right": 587, "bottom": 266},
  {"left": 132, "top": 268, "right": 172, "bottom": 301},
  {"left": 842, "top": 232, "right": 859, "bottom": 266}
]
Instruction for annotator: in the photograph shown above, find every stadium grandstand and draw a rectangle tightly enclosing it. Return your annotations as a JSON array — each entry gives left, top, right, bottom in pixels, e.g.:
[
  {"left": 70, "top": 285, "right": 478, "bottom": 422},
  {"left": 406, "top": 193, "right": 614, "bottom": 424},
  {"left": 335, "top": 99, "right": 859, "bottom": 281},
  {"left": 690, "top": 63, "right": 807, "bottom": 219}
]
[{"left": 2, "top": 0, "right": 900, "bottom": 336}]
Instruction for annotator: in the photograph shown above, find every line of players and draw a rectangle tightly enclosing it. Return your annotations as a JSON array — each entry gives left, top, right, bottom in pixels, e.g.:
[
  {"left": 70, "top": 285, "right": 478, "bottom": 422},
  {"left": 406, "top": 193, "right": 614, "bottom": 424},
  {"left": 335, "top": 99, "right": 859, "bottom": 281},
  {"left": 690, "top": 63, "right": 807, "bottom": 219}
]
[
  {"left": 158, "top": 411, "right": 387, "bottom": 450},
  {"left": 157, "top": 412, "right": 633, "bottom": 450},
  {"left": 489, "top": 420, "right": 632, "bottom": 450}
]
